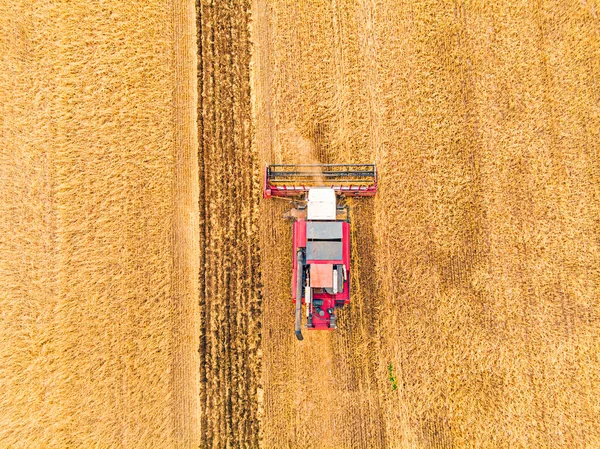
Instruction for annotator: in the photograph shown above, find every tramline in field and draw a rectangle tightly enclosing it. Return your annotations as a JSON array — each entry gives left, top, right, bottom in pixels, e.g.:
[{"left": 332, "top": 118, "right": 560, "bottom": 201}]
[{"left": 263, "top": 164, "right": 377, "bottom": 340}]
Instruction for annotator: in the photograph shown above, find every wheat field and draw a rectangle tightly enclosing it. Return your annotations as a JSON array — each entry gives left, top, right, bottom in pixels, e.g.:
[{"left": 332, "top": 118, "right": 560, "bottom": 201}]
[
  {"left": 252, "top": 0, "right": 600, "bottom": 448},
  {"left": 0, "top": 1, "right": 199, "bottom": 447},
  {"left": 2, "top": 0, "right": 600, "bottom": 448}
]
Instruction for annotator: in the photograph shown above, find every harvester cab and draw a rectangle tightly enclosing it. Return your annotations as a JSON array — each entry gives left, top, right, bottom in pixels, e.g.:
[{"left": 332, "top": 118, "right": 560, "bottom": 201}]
[{"left": 263, "top": 164, "right": 377, "bottom": 340}]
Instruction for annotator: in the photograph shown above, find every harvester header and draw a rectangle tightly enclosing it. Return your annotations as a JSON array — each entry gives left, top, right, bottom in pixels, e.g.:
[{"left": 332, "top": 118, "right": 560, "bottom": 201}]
[{"left": 263, "top": 163, "right": 377, "bottom": 198}]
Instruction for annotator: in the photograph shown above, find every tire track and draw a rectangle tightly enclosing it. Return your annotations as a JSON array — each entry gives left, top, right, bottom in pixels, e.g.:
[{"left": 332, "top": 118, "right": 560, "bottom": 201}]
[{"left": 171, "top": 1, "right": 201, "bottom": 446}]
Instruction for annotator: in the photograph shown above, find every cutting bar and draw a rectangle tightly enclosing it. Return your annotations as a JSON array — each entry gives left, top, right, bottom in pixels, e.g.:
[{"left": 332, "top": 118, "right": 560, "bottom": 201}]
[{"left": 263, "top": 164, "right": 377, "bottom": 198}]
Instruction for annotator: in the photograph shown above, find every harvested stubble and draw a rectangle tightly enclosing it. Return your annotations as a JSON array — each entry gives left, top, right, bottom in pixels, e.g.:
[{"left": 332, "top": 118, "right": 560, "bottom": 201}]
[
  {"left": 0, "top": 1, "right": 200, "bottom": 447},
  {"left": 252, "top": 0, "right": 600, "bottom": 448},
  {"left": 196, "top": 0, "right": 262, "bottom": 447}
]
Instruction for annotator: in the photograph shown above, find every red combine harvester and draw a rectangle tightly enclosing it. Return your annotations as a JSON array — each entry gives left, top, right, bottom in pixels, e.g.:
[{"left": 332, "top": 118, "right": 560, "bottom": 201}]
[{"left": 263, "top": 164, "right": 377, "bottom": 340}]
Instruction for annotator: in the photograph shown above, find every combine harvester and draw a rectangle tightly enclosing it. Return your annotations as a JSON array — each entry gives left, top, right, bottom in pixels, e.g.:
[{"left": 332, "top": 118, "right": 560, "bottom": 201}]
[{"left": 263, "top": 164, "right": 377, "bottom": 340}]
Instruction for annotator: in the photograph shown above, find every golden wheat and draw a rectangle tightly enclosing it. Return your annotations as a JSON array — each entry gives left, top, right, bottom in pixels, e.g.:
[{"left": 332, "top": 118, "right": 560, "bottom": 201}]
[
  {"left": 0, "top": 1, "right": 199, "bottom": 447},
  {"left": 2, "top": 0, "right": 599, "bottom": 447},
  {"left": 252, "top": 0, "right": 600, "bottom": 447}
]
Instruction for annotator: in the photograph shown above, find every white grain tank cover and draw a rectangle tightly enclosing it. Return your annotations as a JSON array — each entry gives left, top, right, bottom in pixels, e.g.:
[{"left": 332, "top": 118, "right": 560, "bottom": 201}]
[{"left": 307, "top": 188, "right": 337, "bottom": 220}]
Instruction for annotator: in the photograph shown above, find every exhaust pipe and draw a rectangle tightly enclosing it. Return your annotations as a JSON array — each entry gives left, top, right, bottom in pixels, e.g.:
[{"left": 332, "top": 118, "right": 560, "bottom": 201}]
[{"left": 295, "top": 249, "right": 304, "bottom": 340}]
